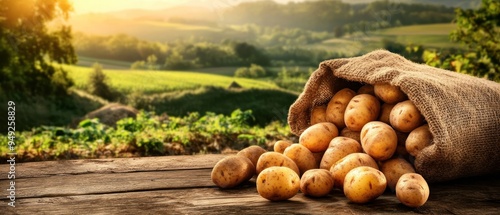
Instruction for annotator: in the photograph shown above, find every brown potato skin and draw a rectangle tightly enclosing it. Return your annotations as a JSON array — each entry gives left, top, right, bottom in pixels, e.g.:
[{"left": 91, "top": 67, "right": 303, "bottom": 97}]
[
  {"left": 360, "top": 121, "right": 398, "bottom": 161},
  {"left": 237, "top": 145, "right": 266, "bottom": 167},
  {"left": 406, "top": 124, "right": 433, "bottom": 157},
  {"left": 326, "top": 88, "right": 357, "bottom": 129},
  {"left": 256, "top": 152, "right": 300, "bottom": 176},
  {"left": 283, "top": 144, "right": 318, "bottom": 175},
  {"left": 257, "top": 166, "right": 300, "bottom": 201},
  {"left": 299, "top": 122, "right": 339, "bottom": 153},
  {"left": 390, "top": 100, "right": 424, "bottom": 132},
  {"left": 273, "top": 140, "right": 293, "bottom": 154},
  {"left": 374, "top": 83, "right": 407, "bottom": 104},
  {"left": 310, "top": 105, "right": 328, "bottom": 125},
  {"left": 344, "top": 94, "right": 381, "bottom": 132},
  {"left": 396, "top": 173, "right": 430, "bottom": 207},
  {"left": 340, "top": 127, "right": 361, "bottom": 143},
  {"left": 380, "top": 158, "right": 415, "bottom": 191},
  {"left": 300, "top": 169, "right": 334, "bottom": 197},
  {"left": 320, "top": 137, "right": 362, "bottom": 170},
  {"left": 330, "top": 153, "right": 378, "bottom": 189},
  {"left": 211, "top": 155, "right": 255, "bottom": 189},
  {"left": 357, "top": 84, "right": 375, "bottom": 96},
  {"left": 395, "top": 131, "right": 410, "bottom": 157},
  {"left": 344, "top": 166, "right": 387, "bottom": 204},
  {"left": 379, "top": 103, "right": 395, "bottom": 124}
]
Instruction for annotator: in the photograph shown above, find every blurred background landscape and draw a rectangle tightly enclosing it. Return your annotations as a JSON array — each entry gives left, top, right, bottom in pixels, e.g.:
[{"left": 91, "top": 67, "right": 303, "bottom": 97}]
[{"left": 1, "top": 0, "right": 498, "bottom": 162}]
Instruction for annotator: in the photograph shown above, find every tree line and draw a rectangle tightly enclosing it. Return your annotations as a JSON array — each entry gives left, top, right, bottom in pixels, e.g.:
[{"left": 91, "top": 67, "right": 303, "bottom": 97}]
[{"left": 221, "top": 0, "right": 456, "bottom": 35}]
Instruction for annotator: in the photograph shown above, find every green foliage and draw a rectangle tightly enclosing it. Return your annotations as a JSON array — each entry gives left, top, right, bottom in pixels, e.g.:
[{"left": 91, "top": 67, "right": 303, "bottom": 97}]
[
  {"left": 273, "top": 67, "right": 312, "bottom": 92},
  {"left": 449, "top": 0, "right": 500, "bottom": 81},
  {"left": 234, "top": 64, "right": 267, "bottom": 78},
  {"left": 0, "top": 110, "right": 294, "bottom": 162},
  {"left": 88, "top": 63, "right": 116, "bottom": 101},
  {"left": 0, "top": 0, "right": 76, "bottom": 97}
]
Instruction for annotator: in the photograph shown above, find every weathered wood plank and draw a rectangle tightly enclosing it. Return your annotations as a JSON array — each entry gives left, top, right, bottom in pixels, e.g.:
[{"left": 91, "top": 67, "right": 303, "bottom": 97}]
[
  {"left": 0, "top": 154, "right": 227, "bottom": 179},
  {"left": 0, "top": 169, "right": 216, "bottom": 200},
  {"left": 3, "top": 176, "right": 500, "bottom": 215}
]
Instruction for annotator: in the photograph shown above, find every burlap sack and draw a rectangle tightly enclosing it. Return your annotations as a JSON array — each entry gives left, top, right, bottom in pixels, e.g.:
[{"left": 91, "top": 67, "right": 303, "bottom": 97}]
[{"left": 288, "top": 50, "right": 500, "bottom": 183}]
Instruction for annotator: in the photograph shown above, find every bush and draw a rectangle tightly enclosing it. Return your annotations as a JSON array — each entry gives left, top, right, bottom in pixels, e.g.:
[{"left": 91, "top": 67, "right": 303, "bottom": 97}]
[
  {"left": 234, "top": 64, "right": 267, "bottom": 78},
  {"left": 88, "top": 63, "right": 115, "bottom": 101}
]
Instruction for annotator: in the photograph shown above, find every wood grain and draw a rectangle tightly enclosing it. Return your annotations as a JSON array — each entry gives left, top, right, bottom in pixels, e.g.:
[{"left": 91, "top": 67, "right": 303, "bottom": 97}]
[
  {"left": 0, "top": 154, "right": 499, "bottom": 214},
  {"left": 0, "top": 154, "right": 226, "bottom": 179}
]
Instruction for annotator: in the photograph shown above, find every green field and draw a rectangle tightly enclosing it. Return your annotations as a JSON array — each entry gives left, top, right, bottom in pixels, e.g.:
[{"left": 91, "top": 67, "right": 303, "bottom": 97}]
[
  {"left": 64, "top": 65, "right": 279, "bottom": 95},
  {"left": 374, "top": 23, "right": 458, "bottom": 48}
]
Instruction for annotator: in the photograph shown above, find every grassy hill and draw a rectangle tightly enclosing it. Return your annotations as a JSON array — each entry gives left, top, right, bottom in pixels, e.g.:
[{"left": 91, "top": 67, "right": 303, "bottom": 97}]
[
  {"left": 374, "top": 23, "right": 458, "bottom": 48},
  {"left": 64, "top": 65, "right": 279, "bottom": 95},
  {"left": 63, "top": 65, "right": 298, "bottom": 125}
]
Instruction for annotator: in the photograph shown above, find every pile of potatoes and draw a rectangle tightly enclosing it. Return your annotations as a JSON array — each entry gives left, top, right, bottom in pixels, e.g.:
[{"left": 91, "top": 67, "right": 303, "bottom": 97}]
[{"left": 211, "top": 83, "right": 432, "bottom": 208}]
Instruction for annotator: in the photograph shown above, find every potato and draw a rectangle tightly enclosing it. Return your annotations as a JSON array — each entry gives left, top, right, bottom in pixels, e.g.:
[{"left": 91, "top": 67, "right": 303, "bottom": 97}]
[
  {"left": 312, "top": 151, "right": 325, "bottom": 168},
  {"left": 344, "top": 94, "right": 381, "bottom": 132},
  {"left": 299, "top": 122, "right": 338, "bottom": 153},
  {"left": 273, "top": 140, "right": 293, "bottom": 154},
  {"left": 344, "top": 166, "right": 387, "bottom": 204},
  {"left": 374, "top": 83, "right": 407, "bottom": 104},
  {"left": 360, "top": 121, "right": 398, "bottom": 161},
  {"left": 340, "top": 127, "right": 361, "bottom": 143},
  {"left": 237, "top": 145, "right": 266, "bottom": 167},
  {"left": 379, "top": 103, "right": 395, "bottom": 124},
  {"left": 320, "top": 137, "right": 362, "bottom": 170},
  {"left": 310, "top": 105, "right": 327, "bottom": 125},
  {"left": 300, "top": 169, "right": 334, "bottom": 197},
  {"left": 390, "top": 100, "right": 424, "bottom": 132},
  {"left": 406, "top": 124, "right": 433, "bottom": 157},
  {"left": 395, "top": 131, "right": 410, "bottom": 157},
  {"left": 330, "top": 153, "right": 378, "bottom": 189},
  {"left": 380, "top": 158, "right": 415, "bottom": 192},
  {"left": 396, "top": 173, "right": 430, "bottom": 207},
  {"left": 283, "top": 144, "right": 318, "bottom": 175},
  {"left": 257, "top": 166, "right": 300, "bottom": 201},
  {"left": 326, "top": 88, "right": 357, "bottom": 129},
  {"left": 211, "top": 155, "right": 255, "bottom": 189},
  {"left": 256, "top": 152, "right": 300, "bottom": 176},
  {"left": 357, "top": 84, "right": 375, "bottom": 96}
]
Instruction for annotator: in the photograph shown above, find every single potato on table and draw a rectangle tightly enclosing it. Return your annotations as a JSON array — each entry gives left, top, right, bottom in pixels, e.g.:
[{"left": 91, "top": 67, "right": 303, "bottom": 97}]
[
  {"left": 344, "top": 166, "right": 387, "bottom": 204},
  {"left": 211, "top": 155, "right": 255, "bottom": 189},
  {"left": 257, "top": 166, "right": 300, "bottom": 201},
  {"left": 300, "top": 169, "right": 334, "bottom": 197},
  {"left": 396, "top": 173, "right": 430, "bottom": 208}
]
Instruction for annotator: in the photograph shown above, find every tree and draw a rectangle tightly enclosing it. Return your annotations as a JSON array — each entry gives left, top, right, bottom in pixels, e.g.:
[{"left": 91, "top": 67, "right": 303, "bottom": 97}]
[
  {"left": 450, "top": 0, "right": 500, "bottom": 81},
  {"left": 0, "top": 0, "right": 76, "bottom": 97}
]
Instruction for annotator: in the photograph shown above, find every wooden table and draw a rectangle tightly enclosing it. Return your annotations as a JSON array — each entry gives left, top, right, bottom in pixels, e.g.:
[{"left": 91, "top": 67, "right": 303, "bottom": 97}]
[{"left": 1, "top": 154, "right": 499, "bottom": 214}]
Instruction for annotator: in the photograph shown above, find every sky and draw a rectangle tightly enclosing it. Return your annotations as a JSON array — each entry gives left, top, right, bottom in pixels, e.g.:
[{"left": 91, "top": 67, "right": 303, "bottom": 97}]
[{"left": 71, "top": 0, "right": 307, "bottom": 14}]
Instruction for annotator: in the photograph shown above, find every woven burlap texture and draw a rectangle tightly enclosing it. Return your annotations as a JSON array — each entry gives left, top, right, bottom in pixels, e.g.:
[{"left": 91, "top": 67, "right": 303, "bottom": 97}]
[{"left": 288, "top": 50, "right": 500, "bottom": 182}]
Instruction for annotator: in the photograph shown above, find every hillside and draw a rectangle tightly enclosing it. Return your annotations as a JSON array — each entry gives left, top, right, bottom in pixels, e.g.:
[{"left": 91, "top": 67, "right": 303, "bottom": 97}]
[
  {"left": 64, "top": 65, "right": 280, "bottom": 94},
  {"left": 343, "top": 0, "right": 481, "bottom": 8}
]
